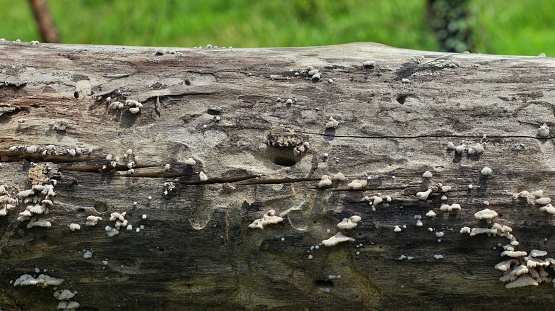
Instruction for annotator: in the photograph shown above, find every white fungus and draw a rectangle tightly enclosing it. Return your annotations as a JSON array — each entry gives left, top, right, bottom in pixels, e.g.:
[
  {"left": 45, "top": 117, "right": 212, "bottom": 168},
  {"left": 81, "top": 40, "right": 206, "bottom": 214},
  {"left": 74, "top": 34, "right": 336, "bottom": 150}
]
[
  {"left": 539, "top": 204, "right": 555, "bottom": 215},
  {"left": 481, "top": 166, "right": 493, "bottom": 176},
  {"left": 321, "top": 232, "right": 355, "bottom": 246},
  {"left": 460, "top": 227, "right": 471, "bottom": 234},
  {"left": 362, "top": 60, "right": 376, "bottom": 68},
  {"left": 416, "top": 188, "right": 432, "bottom": 200},
  {"left": 529, "top": 249, "right": 548, "bottom": 258},
  {"left": 426, "top": 210, "right": 436, "bottom": 218},
  {"left": 83, "top": 250, "right": 92, "bottom": 259},
  {"left": 331, "top": 172, "right": 346, "bottom": 181},
  {"left": 347, "top": 180, "right": 367, "bottom": 189},
  {"left": 422, "top": 171, "right": 433, "bottom": 178},
  {"left": 473, "top": 143, "right": 485, "bottom": 154},
  {"left": 394, "top": 225, "right": 402, "bottom": 232},
  {"left": 58, "top": 301, "right": 80, "bottom": 310},
  {"left": 535, "top": 197, "right": 551, "bottom": 205},
  {"left": 318, "top": 175, "right": 332, "bottom": 188},
  {"left": 537, "top": 123, "right": 550, "bottom": 138},
  {"left": 325, "top": 117, "right": 339, "bottom": 129},
  {"left": 69, "top": 223, "right": 81, "bottom": 231},
  {"left": 505, "top": 275, "right": 539, "bottom": 289},
  {"left": 248, "top": 210, "right": 283, "bottom": 229},
  {"left": 14, "top": 274, "right": 64, "bottom": 287},
  {"left": 54, "top": 289, "right": 75, "bottom": 300},
  {"left": 199, "top": 171, "right": 208, "bottom": 181},
  {"left": 85, "top": 216, "right": 102, "bottom": 226},
  {"left": 27, "top": 218, "right": 51, "bottom": 229},
  {"left": 501, "top": 250, "right": 528, "bottom": 258},
  {"left": 184, "top": 158, "right": 196, "bottom": 165},
  {"left": 337, "top": 215, "right": 362, "bottom": 230},
  {"left": 434, "top": 254, "right": 444, "bottom": 260},
  {"left": 474, "top": 208, "right": 498, "bottom": 221},
  {"left": 105, "top": 226, "right": 119, "bottom": 237}
]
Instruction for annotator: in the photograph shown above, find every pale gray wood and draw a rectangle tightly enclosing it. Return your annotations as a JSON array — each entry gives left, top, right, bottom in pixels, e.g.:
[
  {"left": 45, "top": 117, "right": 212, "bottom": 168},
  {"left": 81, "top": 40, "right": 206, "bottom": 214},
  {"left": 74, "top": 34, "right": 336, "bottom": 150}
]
[{"left": 1, "top": 41, "right": 555, "bottom": 310}]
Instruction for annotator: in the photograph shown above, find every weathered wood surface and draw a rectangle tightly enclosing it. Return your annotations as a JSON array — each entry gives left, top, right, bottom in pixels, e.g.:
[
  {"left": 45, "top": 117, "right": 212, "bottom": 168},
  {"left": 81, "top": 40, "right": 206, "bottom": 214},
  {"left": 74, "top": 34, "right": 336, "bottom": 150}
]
[{"left": 1, "top": 41, "right": 555, "bottom": 310}]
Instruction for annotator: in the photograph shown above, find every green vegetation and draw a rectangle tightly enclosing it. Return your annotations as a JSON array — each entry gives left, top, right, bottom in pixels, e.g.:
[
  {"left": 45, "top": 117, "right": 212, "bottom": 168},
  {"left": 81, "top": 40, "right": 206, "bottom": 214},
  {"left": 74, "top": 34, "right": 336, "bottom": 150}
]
[{"left": 0, "top": 0, "right": 553, "bottom": 56}]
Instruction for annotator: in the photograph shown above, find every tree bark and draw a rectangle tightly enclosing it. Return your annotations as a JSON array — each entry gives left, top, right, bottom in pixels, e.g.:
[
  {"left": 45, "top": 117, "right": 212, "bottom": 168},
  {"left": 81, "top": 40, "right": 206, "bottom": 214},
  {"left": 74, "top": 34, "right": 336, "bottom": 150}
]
[{"left": 1, "top": 41, "right": 555, "bottom": 310}]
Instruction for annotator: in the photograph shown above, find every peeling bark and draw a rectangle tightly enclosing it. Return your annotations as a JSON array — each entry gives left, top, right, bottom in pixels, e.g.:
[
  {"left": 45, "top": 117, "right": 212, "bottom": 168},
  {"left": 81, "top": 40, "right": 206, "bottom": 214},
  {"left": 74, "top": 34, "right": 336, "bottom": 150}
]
[{"left": 1, "top": 41, "right": 555, "bottom": 310}]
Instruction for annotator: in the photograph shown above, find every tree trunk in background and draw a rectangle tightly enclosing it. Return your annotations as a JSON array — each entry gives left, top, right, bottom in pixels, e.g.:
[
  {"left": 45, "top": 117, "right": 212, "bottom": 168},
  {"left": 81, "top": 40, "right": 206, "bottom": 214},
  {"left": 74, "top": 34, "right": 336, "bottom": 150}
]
[
  {"left": 427, "top": 0, "right": 473, "bottom": 52},
  {"left": 1, "top": 42, "right": 555, "bottom": 310},
  {"left": 28, "top": 0, "right": 60, "bottom": 43}
]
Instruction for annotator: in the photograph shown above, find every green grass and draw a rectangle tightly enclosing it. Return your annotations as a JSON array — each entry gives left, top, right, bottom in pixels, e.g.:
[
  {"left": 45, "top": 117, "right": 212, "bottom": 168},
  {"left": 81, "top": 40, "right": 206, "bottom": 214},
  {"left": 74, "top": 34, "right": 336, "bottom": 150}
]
[
  {"left": 470, "top": 0, "right": 555, "bottom": 55},
  {"left": 0, "top": 0, "right": 554, "bottom": 56}
]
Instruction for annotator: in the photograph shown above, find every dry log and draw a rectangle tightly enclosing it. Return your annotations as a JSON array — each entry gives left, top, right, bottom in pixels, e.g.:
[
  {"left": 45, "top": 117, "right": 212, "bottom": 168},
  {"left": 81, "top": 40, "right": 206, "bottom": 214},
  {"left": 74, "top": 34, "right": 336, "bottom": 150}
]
[{"left": 1, "top": 41, "right": 555, "bottom": 310}]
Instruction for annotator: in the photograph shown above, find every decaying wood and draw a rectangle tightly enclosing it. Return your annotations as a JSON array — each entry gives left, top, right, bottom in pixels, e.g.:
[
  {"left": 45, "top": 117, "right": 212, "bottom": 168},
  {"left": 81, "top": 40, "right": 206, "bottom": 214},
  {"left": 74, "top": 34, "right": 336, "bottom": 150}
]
[{"left": 1, "top": 41, "right": 555, "bottom": 310}]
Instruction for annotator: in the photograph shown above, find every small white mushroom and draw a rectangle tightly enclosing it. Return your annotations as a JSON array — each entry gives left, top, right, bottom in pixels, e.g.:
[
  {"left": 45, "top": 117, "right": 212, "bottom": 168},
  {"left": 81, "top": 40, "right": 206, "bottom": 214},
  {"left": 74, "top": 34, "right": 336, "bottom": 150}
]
[
  {"left": 68, "top": 223, "right": 81, "bottom": 231},
  {"left": 481, "top": 166, "right": 492, "bottom": 176},
  {"left": 473, "top": 143, "right": 485, "bottom": 154},
  {"left": 535, "top": 197, "right": 551, "bottom": 205},
  {"left": 425, "top": 210, "right": 436, "bottom": 217},
  {"left": 199, "top": 171, "right": 208, "bottom": 181},
  {"left": 537, "top": 123, "right": 550, "bottom": 138},
  {"left": 318, "top": 175, "right": 332, "bottom": 188},
  {"left": 347, "top": 180, "right": 367, "bottom": 189},
  {"left": 362, "top": 60, "right": 376, "bottom": 68},
  {"left": 539, "top": 204, "right": 555, "bottom": 215},
  {"left": 474, "top": 208, "right": 498, "bottom": 221},
  {"left": 331, "top": 172, "right": 346, "bottom": 181},
  {"left": 416, "top": 188, "right": 432, "bottom": 200},
  {"left": 325, "top": 117, "right": 339, "bottom": 129},
  {"left": 441, "top": 185, "right": 452, "bottom": 192},
  {"left": 422, "top": 171, "right": 433, "bottom": 178},
  {"left": 184, "top": 158, "right": 196, "bottom": 165}
]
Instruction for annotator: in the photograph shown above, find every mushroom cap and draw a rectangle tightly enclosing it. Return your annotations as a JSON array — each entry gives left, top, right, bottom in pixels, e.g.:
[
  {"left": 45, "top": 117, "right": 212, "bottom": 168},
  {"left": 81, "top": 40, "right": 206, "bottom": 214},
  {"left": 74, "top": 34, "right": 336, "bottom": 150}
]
[{"left": 474, "top": 208, "right": 498, "bottom": 220}]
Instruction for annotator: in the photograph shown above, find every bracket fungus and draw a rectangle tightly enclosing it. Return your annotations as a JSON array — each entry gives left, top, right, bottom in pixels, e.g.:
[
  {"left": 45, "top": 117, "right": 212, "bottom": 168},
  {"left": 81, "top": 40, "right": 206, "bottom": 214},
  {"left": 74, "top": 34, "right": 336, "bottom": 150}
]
[
  {"left": 248, "top": 210, "right": 284, "bottom": 229},
  {"left": 474, "top": 208, "right": 498, "bottom": 222},
  {"left": 318, "top": 175, "right": 332, "bottom": 188},
  {"left": 337, "top": 215, "right": 362, "bottom": 230},
  {"left": 321, "top": 232, "right": 355, "bottom": 246},
  {"left": 14, "top": 274, "right": 64, "bottom": 287},
  {"left": 440, "top": 203, "right": 461, "bottom": 212}
]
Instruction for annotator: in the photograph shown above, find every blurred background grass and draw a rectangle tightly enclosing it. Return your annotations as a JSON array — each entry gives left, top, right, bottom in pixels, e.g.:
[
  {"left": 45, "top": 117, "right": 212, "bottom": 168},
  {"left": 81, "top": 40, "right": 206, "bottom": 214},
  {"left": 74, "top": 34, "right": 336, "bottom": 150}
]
[{"left": 1, "top": 0, "right": 554, "bottom": 56}]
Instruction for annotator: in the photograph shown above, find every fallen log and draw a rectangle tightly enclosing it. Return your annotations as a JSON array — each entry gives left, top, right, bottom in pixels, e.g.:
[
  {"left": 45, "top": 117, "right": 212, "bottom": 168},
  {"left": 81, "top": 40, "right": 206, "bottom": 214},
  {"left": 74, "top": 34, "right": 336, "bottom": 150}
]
[{"left": 1, "top": 41, "right": 555, "bottom": 310}]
